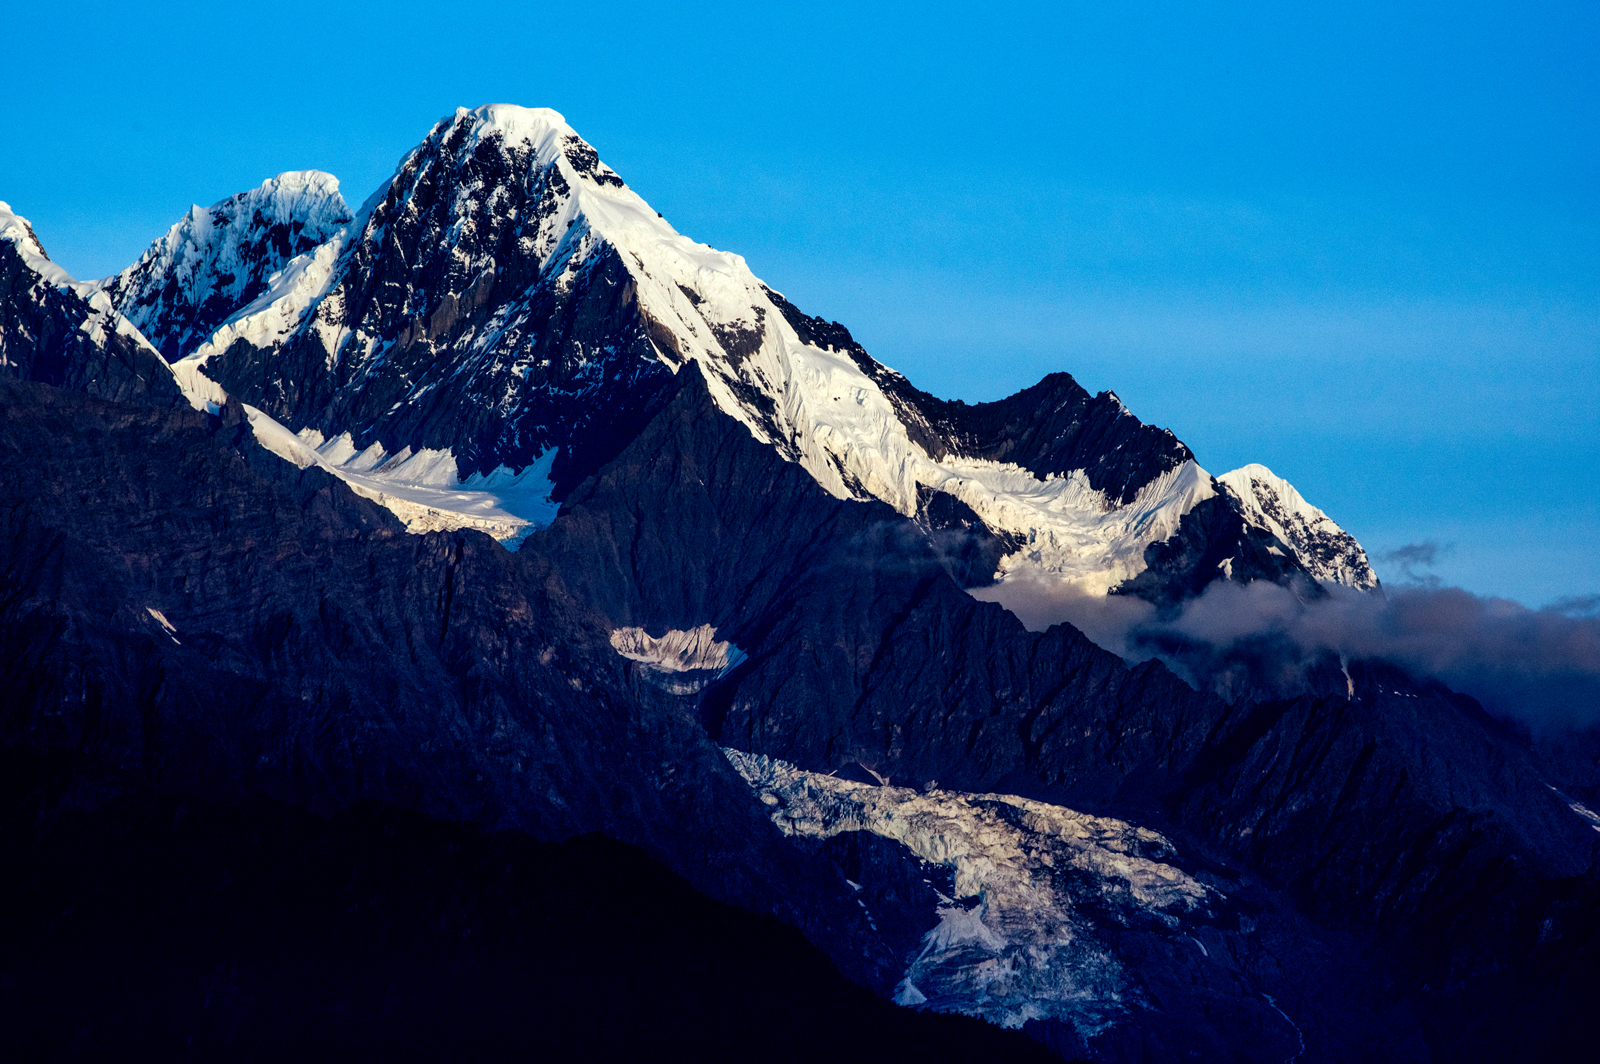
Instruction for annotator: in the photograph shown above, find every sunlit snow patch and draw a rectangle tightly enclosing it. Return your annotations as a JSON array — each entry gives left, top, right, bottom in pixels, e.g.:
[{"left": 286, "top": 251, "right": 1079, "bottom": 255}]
[
  {"left": 724, "top": 749, "right": 1215, "bottom": 1038},
  {"left": 610, "top": 625, "right": 747, "bottom": 693},
  {"left": 145, "top": 608, "right": 180, "bottom": 644},
  {"left": 244, "top": 405, "right": 557, "bottom": 546},
  {"left": 1548, "top": 786, "right": 1600, "bottom": 834}
]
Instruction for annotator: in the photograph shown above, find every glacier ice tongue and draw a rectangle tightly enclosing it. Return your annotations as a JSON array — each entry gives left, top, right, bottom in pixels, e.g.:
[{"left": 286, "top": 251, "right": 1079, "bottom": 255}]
[
  {"left": 724, "top": 749, "right": 1216, "bottom": 1038},
  {"left": 243, "top": 404, "right": 558, "bottom": 545}
]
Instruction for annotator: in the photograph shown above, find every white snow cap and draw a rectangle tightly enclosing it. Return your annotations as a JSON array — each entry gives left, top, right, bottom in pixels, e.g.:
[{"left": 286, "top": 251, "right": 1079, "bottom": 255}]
[
  {"left": 0, "top": 201, "right": 74, "bottom": 286},
  {"left": 452, "top": 104, "right": 571, "bottom": 145}
]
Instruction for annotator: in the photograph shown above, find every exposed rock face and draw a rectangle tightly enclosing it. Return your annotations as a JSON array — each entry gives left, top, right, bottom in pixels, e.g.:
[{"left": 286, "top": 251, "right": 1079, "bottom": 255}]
[
  {"left": 531, "top": 365, "right": 1600, "bottom": 1060},
  {"left": 3, "top": 358, "right": 1594, "bottom": 1060}
]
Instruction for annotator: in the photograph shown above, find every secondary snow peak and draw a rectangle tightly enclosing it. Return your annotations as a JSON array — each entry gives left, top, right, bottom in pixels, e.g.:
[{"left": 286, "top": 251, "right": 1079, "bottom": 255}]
[
  {"left": 0, "top": 201, "right": 71, "bottom": 286},
  {"left": 97, "top": 170, "right": 353, "bottom": 361},
  {"left": 1218, "top": 463, "right": 1378, "bottom": 590},
  {"left": 0, "top": 202, "right": 186, "bottom": 407}
]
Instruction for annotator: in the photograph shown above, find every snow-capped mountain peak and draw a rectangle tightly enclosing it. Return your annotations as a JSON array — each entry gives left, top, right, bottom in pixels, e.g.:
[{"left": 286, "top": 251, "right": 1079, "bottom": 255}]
[
  {"left": 1218, "top": 463, "right": 1378, "bottom": 590},
  {"left": 357, "top": 108, "right": 1228, "bottom": 593},
  {"left": 157, "top": 104, "right": 1376, "bottom": 603},
  {"left": 1, "top": 200, "right": 166, "bottom": 354},
  {"left": 1, "top": 201, "right": 72, "bottom": 286},
  {"left": 97, "top": 170, "right": 352, "bottom": 361},
  {"left": 1, "top": 201, "right": 184, "bottom": 407}
]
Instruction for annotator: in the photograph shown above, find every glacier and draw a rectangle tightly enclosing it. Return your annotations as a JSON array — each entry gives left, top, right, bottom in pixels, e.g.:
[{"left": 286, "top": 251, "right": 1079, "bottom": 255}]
[
  {"left": 724, "top": 748, "right": 1220, "bottom": 1040},
  {"left": 244, "top": 404, "right": 558, "bottom": 546}
]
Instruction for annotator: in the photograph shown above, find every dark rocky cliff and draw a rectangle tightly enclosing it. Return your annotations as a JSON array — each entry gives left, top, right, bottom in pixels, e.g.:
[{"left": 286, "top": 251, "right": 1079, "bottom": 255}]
[{"left": 0, "top": 240, "right": 184, "bottom": 407}]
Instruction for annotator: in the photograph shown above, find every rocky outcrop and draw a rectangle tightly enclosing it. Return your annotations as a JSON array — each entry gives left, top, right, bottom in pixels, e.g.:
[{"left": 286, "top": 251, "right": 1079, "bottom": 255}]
[{"left": 0, "top": 225, "right": 183, "bottom": 407}]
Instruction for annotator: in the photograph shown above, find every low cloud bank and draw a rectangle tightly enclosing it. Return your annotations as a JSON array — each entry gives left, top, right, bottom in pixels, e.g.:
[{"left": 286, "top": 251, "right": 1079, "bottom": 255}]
[{"left": 973, "top": 574, "right": 1600, "bottom": 732}]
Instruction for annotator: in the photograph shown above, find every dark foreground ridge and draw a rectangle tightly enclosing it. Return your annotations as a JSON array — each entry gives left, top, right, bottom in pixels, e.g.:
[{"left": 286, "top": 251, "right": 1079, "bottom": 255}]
[
  {"left": 0, "top": 750, "right": 1053, "bottom": 1064},
  {"left": 2, "top": 368, "right": 1597, "bottom": 1060}
]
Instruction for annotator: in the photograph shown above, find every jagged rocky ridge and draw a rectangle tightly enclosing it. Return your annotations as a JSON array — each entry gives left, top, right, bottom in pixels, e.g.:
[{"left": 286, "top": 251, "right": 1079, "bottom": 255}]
[{"left": 3, "top": 109, "right": 1596, "bottom": 1061}]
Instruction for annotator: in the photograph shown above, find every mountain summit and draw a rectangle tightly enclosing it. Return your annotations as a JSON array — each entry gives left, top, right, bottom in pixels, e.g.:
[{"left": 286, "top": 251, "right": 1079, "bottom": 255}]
[{"left": 133, "top": 103, "right": 1373, "bottom": 608}]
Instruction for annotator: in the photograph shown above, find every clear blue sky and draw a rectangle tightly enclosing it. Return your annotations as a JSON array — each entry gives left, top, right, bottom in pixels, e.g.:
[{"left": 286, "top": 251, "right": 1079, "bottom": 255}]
[{"left": 5, "top": 1, "right": 1595, "bottom": 606}]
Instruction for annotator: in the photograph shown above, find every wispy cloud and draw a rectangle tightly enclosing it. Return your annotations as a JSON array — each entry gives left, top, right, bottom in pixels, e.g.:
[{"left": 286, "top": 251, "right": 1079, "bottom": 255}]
[
  {"left": 1378, "top": 540, "right": 1455, "bottom": 586},
  {"left": 1548, "top": 593, "right": 1600, "bottom": 618},
  {"left": 979, "top": 576, "right": 1600, "bottom": 732}
]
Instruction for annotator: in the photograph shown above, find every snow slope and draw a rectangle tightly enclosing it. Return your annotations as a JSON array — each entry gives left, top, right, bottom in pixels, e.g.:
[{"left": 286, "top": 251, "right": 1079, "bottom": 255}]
[
  {"left": 243, "top": 404, "right": 557, "bottom": 546},
  {"left": 610, "top": 625, "right": 749, "bottom": 693},
  {"left": 609, "top": 625, "right": 746, "bottom": 674}
]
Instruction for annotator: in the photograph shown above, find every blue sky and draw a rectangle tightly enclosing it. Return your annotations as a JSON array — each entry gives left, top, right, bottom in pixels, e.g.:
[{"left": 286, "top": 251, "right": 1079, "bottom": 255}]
[{"left": 4, "top": 1, "right": 1595, "bottom": 606}]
